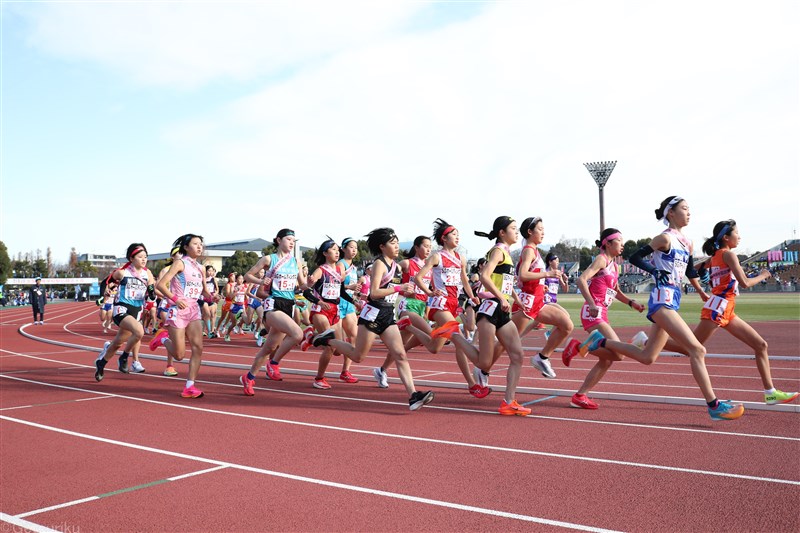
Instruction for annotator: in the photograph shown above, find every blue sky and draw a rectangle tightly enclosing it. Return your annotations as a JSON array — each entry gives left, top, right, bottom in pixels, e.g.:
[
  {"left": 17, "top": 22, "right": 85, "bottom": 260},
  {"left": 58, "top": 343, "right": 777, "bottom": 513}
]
[{"left": 2, "top": 0, "right": 798, "bottom": 265}]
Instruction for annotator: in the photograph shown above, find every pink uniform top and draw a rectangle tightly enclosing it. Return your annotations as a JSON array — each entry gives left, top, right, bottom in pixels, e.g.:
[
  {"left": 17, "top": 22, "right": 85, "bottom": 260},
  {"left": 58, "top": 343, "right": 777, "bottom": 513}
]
[
  {"left": 587, "top": 254, "right": 619, "bottom": 308},
  {"left": 171, "top": 257, "right": 204, "bottom": 302}
]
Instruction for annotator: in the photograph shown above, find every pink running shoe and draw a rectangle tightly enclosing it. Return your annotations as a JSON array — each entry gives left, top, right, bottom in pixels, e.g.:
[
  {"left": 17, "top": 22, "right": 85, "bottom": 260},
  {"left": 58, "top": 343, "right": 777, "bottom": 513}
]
[
  {"left": 149, "top": 329, "right": 168, "bottom": 351},
  {"left": 570, "top": 393, "right": 599, "bottom": 410},
  {"left": 562, "top": 339, "right": 581, "bottom": 367},
  {"left": 339, "top": 371, "right": 359, "bottom": 384},
  {"left": 300, "top": 326, "right": 314, "bottom": 351},
  {"left": 431, "top": 320, "right": 460, "bottom": 339},
  {"left": 265, "top": 362, "right": 282, "bottom": 381},
  {"left": 181, "top": 385, "right": 204, "bottom": 399},
  {"left": 396, "top": 316, "right": 412, "bottom": 331},
  {"left": 240, "top": 374, "right": 255, "bottom": 396}
]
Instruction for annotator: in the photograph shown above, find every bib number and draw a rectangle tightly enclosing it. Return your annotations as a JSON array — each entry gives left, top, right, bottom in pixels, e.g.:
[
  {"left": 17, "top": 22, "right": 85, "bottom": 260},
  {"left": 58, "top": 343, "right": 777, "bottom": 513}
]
[
  {"left": 604, "top": 288, "right": 617, "bottom": 307},
  {"left": 518, "top": 292, "right": 535, "bottom": 311},
  {"left": 310, "top": 303, "right": 322, "bottom": 313},
  {"left": 501, "top": 273, "right": 514, "bottom": 296},
  {"left": 321, "top": 282, "right": 339, "bottom": 300},
  {"left": 359, "top": 304, "right": 379, "bottom": 322},
  {"left": 272, "top": 275, "right": 297, "bottom": 292},
  {"left": 427, "top": 295, "right": 446, "bottom": 310},
  {"left": 184, "top": 281, "right": 202, "bottom": 300},
  {"left": 703, "top": 295, "right": 728, "bottom": 314},
  {"left": 478, "top": 299, "right": 498, "bottom": 316},
  {"left": 653, "top": 287, "right": 675, "bottom": 305},
  {"left": 262, "top": 298, "right": 275, "bottom": 312}
]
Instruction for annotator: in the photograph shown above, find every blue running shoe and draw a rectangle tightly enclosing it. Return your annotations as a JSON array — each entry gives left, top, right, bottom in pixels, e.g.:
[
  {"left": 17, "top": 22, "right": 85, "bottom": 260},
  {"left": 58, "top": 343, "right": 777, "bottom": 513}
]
[
  {"left": 578, "top": 330, "right": 605, "bottom": 356},
  {"left": 708, "top": 400, "right": 744, "bottom": 421}
]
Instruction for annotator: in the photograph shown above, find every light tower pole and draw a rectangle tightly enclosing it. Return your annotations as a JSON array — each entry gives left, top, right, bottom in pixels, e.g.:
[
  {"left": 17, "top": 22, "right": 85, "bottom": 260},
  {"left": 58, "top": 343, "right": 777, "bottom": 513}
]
[{"left": 584, "top": 161, "right": 617, "bottom": 235}]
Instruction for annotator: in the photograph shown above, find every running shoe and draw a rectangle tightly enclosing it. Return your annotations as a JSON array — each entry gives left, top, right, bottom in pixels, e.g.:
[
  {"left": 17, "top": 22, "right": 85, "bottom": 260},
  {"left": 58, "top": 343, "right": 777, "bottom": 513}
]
[
  {"left": 468, "top": 384, "right": 491, "bottom": 398},
  {"left": 131, "top": 361, "right": 145, "bottom": 373},
  {"left": 256, "top": 335, "right": 264, "bottom": 347},
  {"left": 396, "top": 316, "right": 412, "bottom": 331},
  {"left": 570, "top": 393, "right": 599, "bottom": 410},
  {"left": 300, "top": 326, "right": 314, "bottom": 351},
  {"left": 373, "top": 367, "right": 389, "bottom": 388},
  {"left": 94, "top": 351, "right": 108, "bottom": 382},
  {"left": 312, "top": 328, "right": 336, "bottom": 347},
  {"left": 765, "top": 390, "right": 799, "bottom": 405},
  {"left": 313, "top": 377, "right": 332, "bottom": 390},
  {"left": 473, "top": 367, "right": 489, "bottom": 389},
  {"left": 209, "top": 331, "right": 217, "bottom": 339},
  {"left": 240, "top": 374, "right": 255, "bottom": 396},
  {"left": 631, "top": 331, "right": 648, "bottom": 349},
  {"left": 224, "top": 334, "right": 231, "bottom": 342},
  {"left": 181, "top": 385, "right": 204, "bottom": 399},
  {"left": 498, "top": 399, "right": 531, "bottom": 416},
  {"left": 531, "top": 354, "right": 556, "bottom": 378},
  {"left": 118, "top": 352, "right": 129, "bottom": 374},
  {"left": 579, "top": 330, "right": 605, "bottom": 356},
  {"left": 163, "top": 366, "right": 178, "bottom": 377},
  {"left": 561, "top": 339, "right": 581, "bottom": 367},
  {"left": 544, "top": 328, "right": 552, "bottom": 340},
  {"left": 708, "top": 400, "right": 744, "bottom": 421},
  {"left": 149, "top": 329, "right": 168, "bottom": 351},
  {"left": 265, "top": 362, "right": 282, "bottom": 381},
  {"left": 431, "top": 321, "right": 460, "bottom": 339},
  {"left": 409, "top": 390, "right": 435, "bottom": 411},
  {"left": 339, "top": 371, "right": 359, "bottom": 384}
]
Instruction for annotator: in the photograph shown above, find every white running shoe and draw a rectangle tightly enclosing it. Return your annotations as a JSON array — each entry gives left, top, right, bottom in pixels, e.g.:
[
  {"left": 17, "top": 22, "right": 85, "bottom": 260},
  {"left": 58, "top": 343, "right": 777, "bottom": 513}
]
[
  {"left": 473, "top": 366, "right": 489, "bottom": 388},
  {"left": 531, "top": 354, "right": 557, "bottom": 379},
  {"left": 131, "top": 361, "right": 146, "bottom": 373},
  {"left": 373, "top": 367, "right": 389, "bottom": 388},
  {"left": 632, "top": 331, "right": 648, "bottom": 349}
]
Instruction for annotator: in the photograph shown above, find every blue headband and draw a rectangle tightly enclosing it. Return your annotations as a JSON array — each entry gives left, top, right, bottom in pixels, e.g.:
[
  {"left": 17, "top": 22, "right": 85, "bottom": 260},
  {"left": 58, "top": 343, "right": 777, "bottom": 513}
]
[
  {"left": 341, "top": 237, "right": 355, "bottom": 247},
  {"left": 713, "top": 223, "right": 731, "bottom": 249}
]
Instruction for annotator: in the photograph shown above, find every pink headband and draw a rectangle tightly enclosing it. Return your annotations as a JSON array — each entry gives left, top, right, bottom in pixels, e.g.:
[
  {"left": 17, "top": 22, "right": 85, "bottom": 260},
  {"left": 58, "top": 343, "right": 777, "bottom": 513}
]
[
  {"left": 601, "top": 232, "right": 622, "bottom": 247},
  {"left": 127, "top": 246, "right": 145, "bottom": 260},
  {"left": 442, "top": 226, "right": 456, "bottom": 238}
]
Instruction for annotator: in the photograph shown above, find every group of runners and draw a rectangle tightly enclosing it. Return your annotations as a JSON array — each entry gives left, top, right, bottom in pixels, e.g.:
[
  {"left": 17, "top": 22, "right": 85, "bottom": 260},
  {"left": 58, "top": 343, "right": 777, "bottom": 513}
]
[{"left": 91, "top": 196, "right": 798, "bottom": 418}]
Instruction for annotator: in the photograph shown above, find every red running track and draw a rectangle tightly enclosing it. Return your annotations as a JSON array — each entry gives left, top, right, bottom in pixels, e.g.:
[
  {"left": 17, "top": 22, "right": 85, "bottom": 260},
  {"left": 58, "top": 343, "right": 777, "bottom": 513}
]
[{"left": 1, "top": 302, "right": 798, "bottom": 532}]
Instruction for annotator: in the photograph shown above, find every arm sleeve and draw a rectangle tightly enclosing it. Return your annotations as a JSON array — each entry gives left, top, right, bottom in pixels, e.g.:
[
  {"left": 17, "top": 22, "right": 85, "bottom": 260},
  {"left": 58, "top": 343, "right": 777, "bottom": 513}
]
[
  {"left": 302, "top": 288, "right": 320, "bottom": 305},
  {"left": 685, "top": 255, "right": 699, "bottom": 279},
  {"left": 629, "top": 245, "right": 655, "bottom": 275}
]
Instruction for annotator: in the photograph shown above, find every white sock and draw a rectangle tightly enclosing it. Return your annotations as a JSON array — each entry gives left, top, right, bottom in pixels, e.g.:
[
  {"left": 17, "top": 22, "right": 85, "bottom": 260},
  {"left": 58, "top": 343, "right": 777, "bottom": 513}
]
[
  {"left": 186, "top": 380, "right": 194, "bottom": 388},
  {"left": 765, "top": 388, "right": 776, "bottom": 394}
]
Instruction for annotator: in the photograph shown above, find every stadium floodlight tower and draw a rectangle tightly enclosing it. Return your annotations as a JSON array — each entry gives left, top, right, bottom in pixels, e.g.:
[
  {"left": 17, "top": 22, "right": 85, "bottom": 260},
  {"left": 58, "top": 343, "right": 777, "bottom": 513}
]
[{"left": 584, "top": 160, "right": 617, "bottom": 235}]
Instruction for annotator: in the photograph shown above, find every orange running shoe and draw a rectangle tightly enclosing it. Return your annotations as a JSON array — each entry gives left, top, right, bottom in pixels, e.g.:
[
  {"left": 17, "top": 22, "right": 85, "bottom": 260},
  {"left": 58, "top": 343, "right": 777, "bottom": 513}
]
[
  {"left": 562, "top": 339, "right": 580, "bottom": 367},
  {"left": 498, "top": 399, "right": 531, "bottom": 416},
  {"left": 431, "top": 321, "right": 460, "bottom": 339}
]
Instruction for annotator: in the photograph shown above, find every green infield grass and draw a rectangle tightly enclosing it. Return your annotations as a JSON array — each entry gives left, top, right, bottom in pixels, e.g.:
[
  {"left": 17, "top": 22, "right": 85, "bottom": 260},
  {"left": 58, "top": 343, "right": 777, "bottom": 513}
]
[{"left": 553, "top": 292, "right": 800, "bottom": 328}]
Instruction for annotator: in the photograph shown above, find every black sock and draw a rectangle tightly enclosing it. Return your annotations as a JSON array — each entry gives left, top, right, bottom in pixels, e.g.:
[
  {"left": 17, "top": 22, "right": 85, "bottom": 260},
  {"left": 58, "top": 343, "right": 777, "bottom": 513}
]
[
  {"left": 481, "top": 370, "right": 489, "bottom": 376},
  {"left": 380, "top": 366, "right": 386, "bottom": 373},
  {"left": 538, "top": 352, "right": 548, "bottom": 361},
  {"left": 97, "top": 358, "right": 107, "bottom": 368},
  {"left": 707, "top": 398, "right": 719, "bottom": 409},
  {"left": 599, "top": 339, "right": 607, "bottom": 348}
]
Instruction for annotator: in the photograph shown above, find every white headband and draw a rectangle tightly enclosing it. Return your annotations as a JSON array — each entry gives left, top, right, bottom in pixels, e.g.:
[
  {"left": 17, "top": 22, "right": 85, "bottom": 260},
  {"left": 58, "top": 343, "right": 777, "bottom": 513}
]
[{"left": 661, "top": 196, "right": 683, "bottom": 225}]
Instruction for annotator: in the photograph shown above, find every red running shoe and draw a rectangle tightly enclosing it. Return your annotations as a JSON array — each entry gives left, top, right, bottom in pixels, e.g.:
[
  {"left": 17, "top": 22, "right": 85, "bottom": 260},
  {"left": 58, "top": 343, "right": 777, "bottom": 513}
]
[
  {"left": 240, "top": 374, "right": 255, "bottom": 396},
  {"left": 498, "top": 400, "right": 531, "bottom": 416},
  {"left": 562, "top": 339, "right": 580, "bottom": 367},
  {"left": 149, "top": 329, "right": 168, "bottom": 351},
  {"left": 300, "top": 326, "right": 314, "bottom": 351},
  {"left": 396, "top": 316, "right": 412, "bottom": 331},
  {"left": 265, "top": 362, "right": 282, "bottom": 381},
  {"left": 570, "top": 393, "right": 599, "bottom": 410},
  {"left": 339, "top": 371, "right": 359, "bottom": 384},
  {"left": 468, "top": 384, "right": 491, "bottom": 399},
  {"left": 312, "top": 377, "right": 332, "bottom": 390}
]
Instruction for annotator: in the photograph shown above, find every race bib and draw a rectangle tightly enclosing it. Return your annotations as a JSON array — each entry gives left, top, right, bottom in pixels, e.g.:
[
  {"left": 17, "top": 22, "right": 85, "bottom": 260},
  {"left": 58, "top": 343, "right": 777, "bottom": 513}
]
[
  {"left": 427, "top": 295, "right": 447, "bottom": 310},
  {"left": 478, "top": 299, "right": 498, "bottom": 316},
  {"left": 652, "top": 287, "right": 675, "bottom": 305},
  {"left": 272, "top": 275, "right": 297, "bottom": 292},
  {"left": 703, "top": 295, "right": 728, "bottom": 314},
  {"left": 384, "top": 285, "right": 398, "bottom": 304},
  {"left": 184, "top": 281, "right": 202, "bottom": 300},
  {"left": 262, "top": 298, "right": 275, "bottom": 312},
  {"left": 604, "top": 288, "right": 617, "bottom": 307},
  {"left": 113, "top": 305, "right": 128, "bottom": 317},
  {"left": 234, "top": 293, "right": 246, "bottom": 304},
  {"left": 518, "top": 291, "right": 535, "bottom": 311},
  {"left": 580, "top": 304, "right": 600, "bottom": 321},
  {"left": 547, "top": 282, "right": 559, "bottom": 294},
  {"left": 310, "top": 303, "right": 322, "bottom": 313},
  {"left": 442, "top": 268, "right": 461, "bottom": 286},
  {"left": 500, "top": 273, "right": 514, "bottom": 296},
  {"left": 397, "top": 298, "right": 408, "bottom": 314},
  {"left": 125, "top": 283, "right": 146, "bottom": 301},
  {"left": 321, "top": 282, "right": 339, "bottom": 300},
  {"left": 359, "top": 304, "right": 379, "bottom": 322}
]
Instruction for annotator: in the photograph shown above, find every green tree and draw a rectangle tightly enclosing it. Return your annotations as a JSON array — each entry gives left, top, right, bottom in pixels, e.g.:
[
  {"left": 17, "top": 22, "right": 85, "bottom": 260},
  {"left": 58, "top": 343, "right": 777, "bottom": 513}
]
[
  {"left": 579, "top": 247, "right": 593, "bottom": 270},
  {"left": 261, "top": 245, "right": 276, "bottom": 256},
  {"left": 302, "top": 248, "right": 317, "bottom": 270},
  {"left": 222, "top": 251, "right": 259, "bottom": 276},
  {"left": 0, "top": 241, "right": 10, "bottom": 285}
]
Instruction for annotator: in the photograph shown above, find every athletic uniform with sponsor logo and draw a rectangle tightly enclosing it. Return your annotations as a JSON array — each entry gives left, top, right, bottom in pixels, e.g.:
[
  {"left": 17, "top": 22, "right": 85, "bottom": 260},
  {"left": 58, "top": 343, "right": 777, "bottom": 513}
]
[
  {"left": 113, "top": 266, "right": 149, "bottom": 326},
  {"left": 165, "top": 257, "right": 204, "bottom": 329},
  {"left": 358, "top": 258, "right": 401, "bottom": 335},
  {"left": 700, "top": 250, "right": 739, "bottom": 327},
  {"left": 511, "top": 245, "right": 546, "bottom": 320},
  {"left": 646, "top": 229, "right": 691, "bottom": 322},
  {"left": 400, "top": 256, "right": 431, "bottom": 318},
  {"left": 428, "top": 250, "right": 464, "bottom": 320},
  {"left": 476, "top": 244, "right": 515, "bottom": 330},
  {"left": 579, "top": 254, "right": 619, "bottom": 330},
  {"left": 264, "top": 253, "right": 298, "bottom": 317}
]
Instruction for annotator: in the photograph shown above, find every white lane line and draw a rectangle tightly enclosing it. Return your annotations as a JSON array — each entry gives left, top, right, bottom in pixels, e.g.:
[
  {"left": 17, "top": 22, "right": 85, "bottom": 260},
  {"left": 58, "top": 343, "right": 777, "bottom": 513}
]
[
  {"left": 1, "top": 353, "right": 798, "bottom": 440},
  {"left": 0, "top": 513, "right": 61, "bottom": 533},
  {"left": 0, "top": 396, "right": 111, "bottom": 411},
  {"left": 2, "top": 375, "right": 799, "bottom": 484},
  {"left": 2, "top": 415, "right": 623, "bottom": 533}
]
